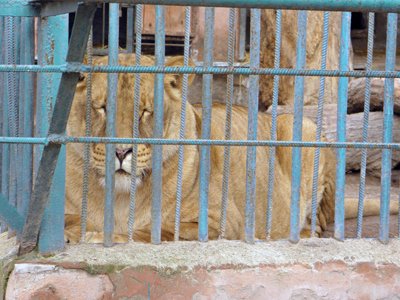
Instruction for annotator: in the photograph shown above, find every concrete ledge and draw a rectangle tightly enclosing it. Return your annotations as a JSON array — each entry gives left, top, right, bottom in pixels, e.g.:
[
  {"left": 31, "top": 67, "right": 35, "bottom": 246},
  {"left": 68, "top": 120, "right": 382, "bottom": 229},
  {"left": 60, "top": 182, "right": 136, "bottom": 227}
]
[
  {"left": 2, "top": 238, "right": 400, "bottom": 299},
  {"left": 0, "top": 233, "right": 18, "bottom": 299},
  {"left": 46, "top": 238, "right": 400, "bottom": 270}
]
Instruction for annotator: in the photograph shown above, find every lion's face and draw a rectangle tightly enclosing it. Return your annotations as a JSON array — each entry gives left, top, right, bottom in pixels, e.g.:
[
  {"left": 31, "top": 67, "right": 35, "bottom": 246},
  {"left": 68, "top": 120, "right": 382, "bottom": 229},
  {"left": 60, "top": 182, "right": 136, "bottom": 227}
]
[{"left": 67, "top": 54, "right": 194, "bottom": 192}]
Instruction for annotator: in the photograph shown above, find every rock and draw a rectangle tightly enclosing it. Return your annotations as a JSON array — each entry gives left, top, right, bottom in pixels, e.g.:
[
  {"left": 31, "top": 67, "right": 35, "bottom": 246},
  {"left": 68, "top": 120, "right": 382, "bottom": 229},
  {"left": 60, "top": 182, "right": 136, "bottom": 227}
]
[{"left": 5, "top": 263, "right": 113, "bottom": 300}]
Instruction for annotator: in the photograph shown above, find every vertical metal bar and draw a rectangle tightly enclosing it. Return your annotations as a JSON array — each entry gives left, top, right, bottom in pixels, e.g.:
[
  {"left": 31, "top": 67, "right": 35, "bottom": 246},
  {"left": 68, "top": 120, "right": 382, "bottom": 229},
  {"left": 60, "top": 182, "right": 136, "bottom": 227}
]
[
  {"left": 16, "top": 17, "right": 24, "bottom": 219},
  {"left": 151, "top": 5, "right": 165, "bottom": 244},
  {"left": 17, "top": 18, "right": 25, "bottom": 219},
  {"left": 289, "top": 10, "right": 308, "bottom": 243},
  {"left": 219, "top": 8, "right": 235, "bottom": 239},
  {"left": 128, "top": 4, "right": 143, "bottom": 241},
  {"left": 34, "top": 18, "right": 48, "bottom": 176},
  {"left": 334, "top": 12, "right": 351, "bottom": 241},
  {"left": 379, "top": 13, "right": 398, "bottom": 244},
  {"left": 38, "top": 14, "right": 69, "bottom": 254},
  {"left": 0, "top": 194, "right": 23, "bottom": 235},
  {"left": 81, "top": 28, "right": 93, "bottom": 242},
  {"left": 266, "top": 10, "right": 282, "bottom": 239},
  {"left": 5, "top": 17, "right": 18, "bottom": 217},
  {"left": 19, "top": 3, "right": 97, "bottom": 255},
  {"left": 104, "top": 3, "right": 119, "bottom": 247},
  {"left": 0, "top": 16, "right": 3, "bottom": 200},
  {"left": 238, "top": 8, "right": 247, "bottom": 62},
  {"left": 310, "top": 11, "right": 330, "bottom": 236},
  {"left": 0, "top": 17, "right": 4, "bottom": 233},
  {"left": 357, "top": 12, "right": 375, "bottom": 238},
  {"left": 19, "top": 17, "right": 35, "bottom": 220},
  {"left": 244, "top": 8, "right": 261, "bottom": 244},
  {"left": 198, "top": 7, "right": 215, "bottom": 242},
  {"left": 0, "top": 17, "right": 9, "bottom": 233},
  {"left": 174, "top": 6, "right": 191, "bottom": 241},
  {"left": 126, "top": 6, "right": 134, "bottom": 53},
  {"left": 11, "top": 17, "right": 21, "bottom": 217}
]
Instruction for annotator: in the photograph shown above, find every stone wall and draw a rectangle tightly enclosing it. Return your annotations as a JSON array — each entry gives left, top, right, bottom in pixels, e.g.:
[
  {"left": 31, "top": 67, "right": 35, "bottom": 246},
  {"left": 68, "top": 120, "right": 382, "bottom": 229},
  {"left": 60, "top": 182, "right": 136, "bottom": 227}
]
[{"left": 2, "top": 238, "right": 400, "bottom": 299}]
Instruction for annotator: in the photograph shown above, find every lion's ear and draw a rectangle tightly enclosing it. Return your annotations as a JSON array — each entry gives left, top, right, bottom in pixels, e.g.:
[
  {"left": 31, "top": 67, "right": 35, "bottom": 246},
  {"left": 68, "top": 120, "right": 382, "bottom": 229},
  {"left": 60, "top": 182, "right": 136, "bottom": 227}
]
[{"left": 164, "top": 56, "right": 196, "bottom": 90}]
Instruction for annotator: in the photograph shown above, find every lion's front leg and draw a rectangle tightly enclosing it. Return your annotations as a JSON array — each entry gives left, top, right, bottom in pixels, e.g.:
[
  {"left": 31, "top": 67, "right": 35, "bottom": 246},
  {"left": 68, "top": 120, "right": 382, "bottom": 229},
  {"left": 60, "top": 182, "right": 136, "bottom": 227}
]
[{"left": 64, "top": 214, "right": 128, "bottom": 244}]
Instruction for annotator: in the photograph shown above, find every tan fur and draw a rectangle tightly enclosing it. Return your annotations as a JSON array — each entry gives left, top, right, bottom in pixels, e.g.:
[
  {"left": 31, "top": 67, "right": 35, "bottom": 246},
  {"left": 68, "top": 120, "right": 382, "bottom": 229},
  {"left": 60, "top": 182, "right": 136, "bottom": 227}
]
[{"left": 65, "top": 54, "right": 369, "bottom": 243}]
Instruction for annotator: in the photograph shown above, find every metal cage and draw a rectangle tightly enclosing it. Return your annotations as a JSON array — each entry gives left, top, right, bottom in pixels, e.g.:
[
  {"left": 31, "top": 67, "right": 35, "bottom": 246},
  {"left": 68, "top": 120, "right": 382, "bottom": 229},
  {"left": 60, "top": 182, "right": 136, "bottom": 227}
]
[{"left": 0, "top": 0, "right": 399, "bottom": 254}]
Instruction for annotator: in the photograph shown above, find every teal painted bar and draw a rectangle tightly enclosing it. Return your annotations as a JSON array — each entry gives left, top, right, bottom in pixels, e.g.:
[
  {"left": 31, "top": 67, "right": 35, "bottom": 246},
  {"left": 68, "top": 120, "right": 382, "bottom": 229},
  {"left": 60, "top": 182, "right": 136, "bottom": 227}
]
[
  {"left": 151, "top": 5, "right": 166, "bottom": 244},
  {"left": 290, "top": 10, "right": 308, "bottom": 243},
  {"left": 334, "top": 12, "right": 352, "bottom": 241},
  {"left": 379, "top": 13, "right": 398, "bottom": 243},
  {"left": 37, "top": 14, "right": 68, "bottom": 254},
  {"left": 1, "top": 0, "right": 400, "bottom": 16},
  {"left": 20, "top": 17, "right": 35, "bottom": 219},
  {"left": 0, "top": 0, "right": 39, "bottom": 17},
  {"left": 0, "top": 0, "right": 399, "bottom": 249},
  {"left": 2, "top": 64, "right": 400, "bottom": 79},
  {"left": 104, "top": 3, "right": 119, "bottom": 247},
  {"left": 1, "top": 136, "right": 400, "bottom": 151},
  {"left": 81, "top": 0, "right": 400, "bottom": 12},
  {"left": 0, "top": 193, "right": 24, "bottom": 234},
  {"left": 244, "top": 8, "right": 261, "bottom": 244}
]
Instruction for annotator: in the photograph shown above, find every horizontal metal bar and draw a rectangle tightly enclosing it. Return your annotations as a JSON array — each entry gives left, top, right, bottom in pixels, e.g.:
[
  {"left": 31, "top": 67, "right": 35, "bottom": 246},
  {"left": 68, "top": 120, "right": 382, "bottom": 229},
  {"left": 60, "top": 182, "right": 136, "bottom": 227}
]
[
  {"left": 0, "top": 0, "right": 78, "bottom": 17},
  {"left": 0, "top": 1, "right": 40, "bottom": 17},
  {"left": 1, "top": 136, "right": 400, "bottom": 150},
  {"left": 0, "top": 64, "right": 399, "bottom": 78},
  {"left": 1, "top": 1, "right": 400, "bottom": 17},
  {"left": 33, "top": 0, "right": 400, "bottom": 13}
]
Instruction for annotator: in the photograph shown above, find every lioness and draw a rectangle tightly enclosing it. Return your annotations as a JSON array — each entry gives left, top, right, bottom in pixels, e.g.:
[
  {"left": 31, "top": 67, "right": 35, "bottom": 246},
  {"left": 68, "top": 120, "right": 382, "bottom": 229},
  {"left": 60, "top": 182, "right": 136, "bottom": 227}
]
[{"left": 65, "top": 54, "right": 337, "bottom": 243}]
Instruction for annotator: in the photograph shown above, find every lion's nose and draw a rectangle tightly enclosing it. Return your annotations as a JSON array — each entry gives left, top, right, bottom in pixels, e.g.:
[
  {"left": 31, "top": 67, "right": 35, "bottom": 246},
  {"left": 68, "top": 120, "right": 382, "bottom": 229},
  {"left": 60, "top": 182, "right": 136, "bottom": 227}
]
[{"left": 116, "top": 147, "right": 132, "bottom": 163}]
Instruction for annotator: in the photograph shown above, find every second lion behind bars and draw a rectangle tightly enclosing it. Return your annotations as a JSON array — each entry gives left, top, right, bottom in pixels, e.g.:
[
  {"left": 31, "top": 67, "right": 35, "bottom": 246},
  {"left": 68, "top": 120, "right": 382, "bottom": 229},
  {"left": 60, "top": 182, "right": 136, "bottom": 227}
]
[{"left": 64, "top": 54, "right": 336, "bottom": 243}]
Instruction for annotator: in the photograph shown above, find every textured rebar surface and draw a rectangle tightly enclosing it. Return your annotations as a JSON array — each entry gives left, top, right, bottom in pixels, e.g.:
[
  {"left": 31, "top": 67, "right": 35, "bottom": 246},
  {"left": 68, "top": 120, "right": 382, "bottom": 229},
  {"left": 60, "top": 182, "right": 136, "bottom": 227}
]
[
  {"left": 128, "top": 4, "right": 143, "bottom": 242},
  {"left": 266, "top": 10, "right": 281, "bottom": 239},
  {"left": 310, "top": 11, "right": 329, "bottom": 236},
  {"left": 174, "top": 6, "right": 191, "bottom": 241},
  {"left": 2, "top": 64, "right": 400, "bottom": 78},
  {"left": 80, "top": 28, "right": 93, "bottom": 242},
  {"left": 219, "top": 7, "right": 235, "bottom": 239},
  {"left": 1, "top": 136, "right": 400, "bottom": 150},
  {"left": 357, "top": 13, "right": 375, "bottom": 238},
  {"left": 5, "top": 16, "right": 18, "bottom": 216}
]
